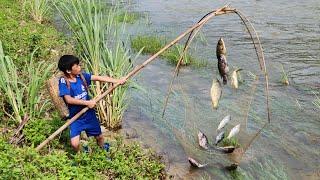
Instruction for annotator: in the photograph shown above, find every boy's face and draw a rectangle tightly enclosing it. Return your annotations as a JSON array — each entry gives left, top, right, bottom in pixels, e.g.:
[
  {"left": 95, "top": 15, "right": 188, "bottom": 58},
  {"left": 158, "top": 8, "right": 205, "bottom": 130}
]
[{"left": 68, "top": 63, "right": 81, "bottom": 76}]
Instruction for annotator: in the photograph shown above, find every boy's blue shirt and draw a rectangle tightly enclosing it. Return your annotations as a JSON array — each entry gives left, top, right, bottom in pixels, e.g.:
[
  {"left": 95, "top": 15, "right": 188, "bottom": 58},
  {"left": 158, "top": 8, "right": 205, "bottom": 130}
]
[{"left": 58, "top": 72, "right": 96, "bottom": 120}]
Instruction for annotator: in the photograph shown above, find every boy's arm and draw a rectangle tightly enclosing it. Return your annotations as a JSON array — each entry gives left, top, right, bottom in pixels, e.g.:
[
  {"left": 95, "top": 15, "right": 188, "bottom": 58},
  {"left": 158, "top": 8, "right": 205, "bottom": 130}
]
[
  {"left": 91, "top": 75, "right": 126, "bottom": 84},
  {"left": 63, "top": 95, "right": 96, "bottom": 108}
]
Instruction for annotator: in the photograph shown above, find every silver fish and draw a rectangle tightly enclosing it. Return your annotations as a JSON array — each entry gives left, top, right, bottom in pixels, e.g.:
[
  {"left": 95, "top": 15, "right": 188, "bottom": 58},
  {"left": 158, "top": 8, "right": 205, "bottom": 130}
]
[
  {"left": 231, "top": 69, "right": 243, "bottom": 89},
  {"left": 215, "top": 131, "right": 225, "bottom": 145},
  {"left": 227, "top": 124, "right": 240, "bottom": 139},
  {"left": 198, "top": 131, "right": 209, "bottom": 149},
  {"left": 216, "top": 146, "right": 236, "bottom": 153},
  {"left": 188, "top": 157, "right": 208, "bottom": 168},
  {"left": 210, "top": 79, "right": 222, "bottom": 109},
  {"left": 217, "top": 115, "right": 231, "bottom": 131}
]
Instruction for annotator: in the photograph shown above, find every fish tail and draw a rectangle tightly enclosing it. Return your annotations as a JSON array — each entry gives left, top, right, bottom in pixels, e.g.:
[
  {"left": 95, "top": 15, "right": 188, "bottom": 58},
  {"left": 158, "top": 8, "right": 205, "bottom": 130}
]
[{"left": 223, "top": 76, "right": 227, "bottom": 85}]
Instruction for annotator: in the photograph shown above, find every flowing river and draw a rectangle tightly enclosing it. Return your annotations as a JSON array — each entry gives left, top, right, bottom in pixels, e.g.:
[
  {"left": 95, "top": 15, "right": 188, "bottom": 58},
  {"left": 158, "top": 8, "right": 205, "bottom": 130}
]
[{"left": 121, "top": 0, "right": 320, "bottom": 179}]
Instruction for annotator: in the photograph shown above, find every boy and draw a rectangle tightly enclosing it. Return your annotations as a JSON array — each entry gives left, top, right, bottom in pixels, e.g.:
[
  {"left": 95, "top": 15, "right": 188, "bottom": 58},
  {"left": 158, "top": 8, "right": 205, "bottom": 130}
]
[{"left": 58, "top": 55, "right": 125, "bottom": 152}]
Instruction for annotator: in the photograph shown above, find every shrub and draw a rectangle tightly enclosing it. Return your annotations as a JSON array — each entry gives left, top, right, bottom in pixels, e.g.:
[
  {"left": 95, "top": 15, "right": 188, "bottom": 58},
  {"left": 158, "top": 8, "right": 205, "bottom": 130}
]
[
  {"left": 23, "top": 115, "right": 68, "bottom": 148},
  {"left": 0, "top": 41, "right": 54, "bottom": 124},
  {"left": 0, "top": 136, "right": 166, "bottom": 179}
]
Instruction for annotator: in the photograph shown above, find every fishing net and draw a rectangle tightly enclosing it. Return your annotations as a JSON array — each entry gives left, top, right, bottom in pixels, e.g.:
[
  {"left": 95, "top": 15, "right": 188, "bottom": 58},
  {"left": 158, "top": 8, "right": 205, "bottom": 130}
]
[{"left": 124, "top": 5, "right": 271, "bottom": 175}]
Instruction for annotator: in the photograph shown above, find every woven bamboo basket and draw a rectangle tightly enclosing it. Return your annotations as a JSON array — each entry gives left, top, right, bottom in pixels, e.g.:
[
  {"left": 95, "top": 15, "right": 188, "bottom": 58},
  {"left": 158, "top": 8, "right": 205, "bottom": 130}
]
[{"left": 47, "top": 73, "right": 69, "bottom": 118}]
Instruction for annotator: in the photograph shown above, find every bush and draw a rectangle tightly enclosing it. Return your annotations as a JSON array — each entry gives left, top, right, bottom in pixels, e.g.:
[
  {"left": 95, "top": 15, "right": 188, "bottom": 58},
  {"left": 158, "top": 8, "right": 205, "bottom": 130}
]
[
  {"left": 0, "top": 136, "right": 166, "bottom": 179},
  {"left": 23, "top": 115, "right": 68, "bottom": 148}
]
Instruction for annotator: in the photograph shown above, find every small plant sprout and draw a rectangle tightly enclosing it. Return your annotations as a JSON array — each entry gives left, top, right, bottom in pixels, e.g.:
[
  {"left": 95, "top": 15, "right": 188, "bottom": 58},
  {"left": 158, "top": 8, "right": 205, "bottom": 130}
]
[{"left": 280, "top": 64, "right": 290, "bottom": 85}]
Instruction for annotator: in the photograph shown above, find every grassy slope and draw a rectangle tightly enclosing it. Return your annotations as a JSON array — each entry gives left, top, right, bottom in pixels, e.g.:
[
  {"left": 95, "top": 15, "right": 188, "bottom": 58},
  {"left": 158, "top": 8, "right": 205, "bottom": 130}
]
[
  {"left": 0, "top": 0, "right": 166, "bottom": 178},
  {"left": 0, "top": 0, "right": 68, "bottom": 64}
]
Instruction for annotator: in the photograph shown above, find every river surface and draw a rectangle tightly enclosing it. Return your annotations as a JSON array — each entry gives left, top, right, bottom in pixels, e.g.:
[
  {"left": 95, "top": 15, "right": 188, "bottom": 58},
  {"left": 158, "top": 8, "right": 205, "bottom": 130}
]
[{"left": 121, "top": 0, "right": 319, "bottom": 179}]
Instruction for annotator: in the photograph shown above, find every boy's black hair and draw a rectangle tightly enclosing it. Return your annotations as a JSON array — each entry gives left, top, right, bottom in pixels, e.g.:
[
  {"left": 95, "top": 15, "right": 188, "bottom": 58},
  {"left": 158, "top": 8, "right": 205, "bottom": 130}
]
[{"left": 58, "top": 55, "right": 80, "bottom": 74}]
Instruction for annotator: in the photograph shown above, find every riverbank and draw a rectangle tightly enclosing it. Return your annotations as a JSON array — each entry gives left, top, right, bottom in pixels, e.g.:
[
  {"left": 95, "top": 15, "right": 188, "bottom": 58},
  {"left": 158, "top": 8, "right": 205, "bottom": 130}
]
[{"left": 0, "top": 0, "right": 166, "bottom": 178}]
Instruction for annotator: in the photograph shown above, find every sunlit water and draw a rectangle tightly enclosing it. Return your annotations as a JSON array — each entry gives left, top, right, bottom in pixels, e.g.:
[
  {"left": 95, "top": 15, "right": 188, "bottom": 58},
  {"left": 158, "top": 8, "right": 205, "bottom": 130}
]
[{"left": 119, "top": 0, "right": 320, "bottom": 179}]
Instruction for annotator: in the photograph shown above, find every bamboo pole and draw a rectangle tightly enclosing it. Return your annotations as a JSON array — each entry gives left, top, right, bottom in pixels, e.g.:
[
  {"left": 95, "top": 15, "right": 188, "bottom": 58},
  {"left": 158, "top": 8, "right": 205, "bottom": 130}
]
[{"left": 35, "top": 5, "right": 232, "bottom": 152}]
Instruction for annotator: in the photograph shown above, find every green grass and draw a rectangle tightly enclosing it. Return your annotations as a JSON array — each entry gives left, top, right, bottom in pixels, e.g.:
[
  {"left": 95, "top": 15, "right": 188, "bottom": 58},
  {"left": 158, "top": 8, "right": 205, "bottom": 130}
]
[
  {"left": 25, "top": 0, "right": 50, "bottom": 24},
  {"left": 0, "top": 0, "right": 70, "bottom": 65},
  {"left": 0, "top": 1, "right": 166, "bottom": 178},
  {"left": 115, "top": 12, "right": 140, "bottom": 24},
  {"left": 0, "top": 135, "right": 166, "bottom": 179},
  {"left": 0, "top": 42, "right": 53, "bottom": 123},
  {"left": 220, "top": 136, "right": 241, "bottom": 148},
  {"left": 131, "top": 35, "right": 208, "bottom": 67}
]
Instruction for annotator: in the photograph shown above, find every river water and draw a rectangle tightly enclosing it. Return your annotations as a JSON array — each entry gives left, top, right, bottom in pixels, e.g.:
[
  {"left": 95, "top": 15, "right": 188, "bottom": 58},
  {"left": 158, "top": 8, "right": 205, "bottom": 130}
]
[{"left": 122, "top": 0, "right": 320, "bottom": 179}]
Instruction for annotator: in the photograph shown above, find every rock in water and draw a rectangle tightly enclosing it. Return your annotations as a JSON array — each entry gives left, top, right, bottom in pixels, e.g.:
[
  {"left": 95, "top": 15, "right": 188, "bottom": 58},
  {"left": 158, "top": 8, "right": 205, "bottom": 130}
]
[{"left": 210, "top": 79, "right": 222, "bottom": 109}]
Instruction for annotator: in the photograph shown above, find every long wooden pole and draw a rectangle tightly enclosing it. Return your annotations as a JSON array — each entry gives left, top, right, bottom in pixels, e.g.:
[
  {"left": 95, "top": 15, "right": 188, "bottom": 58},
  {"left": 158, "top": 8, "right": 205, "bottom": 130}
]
[{"left": 35, "top": 5, "right": 231, "bottom": 152}]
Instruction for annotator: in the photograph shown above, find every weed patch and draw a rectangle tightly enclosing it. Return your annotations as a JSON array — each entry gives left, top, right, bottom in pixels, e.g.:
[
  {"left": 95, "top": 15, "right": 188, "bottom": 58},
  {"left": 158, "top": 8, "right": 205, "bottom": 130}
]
[
  {"left": 0, "top": 136, "right": 166, "bottom": 179},
  {"left": 220, "top": 137, "right": 241, "bottom": 148},
  {"left": 115, "top": 12, "right": 140, "bottom": 24},
  {"left": 0, "top": 0, "right": 69, "bottom": 64},
  {"left": 131, "top": 36, "right": 207, "bottom": 67}
]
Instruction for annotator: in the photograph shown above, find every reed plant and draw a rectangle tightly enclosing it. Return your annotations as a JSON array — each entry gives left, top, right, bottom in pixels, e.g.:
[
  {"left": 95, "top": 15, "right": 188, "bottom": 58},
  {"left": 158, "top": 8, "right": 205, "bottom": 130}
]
[
  {"left": 55, "top": 0, "right": 133, "bottom": 129},
  {"left": 280, "top": 64, "right": 289, "bottom": 85},
  {"left": 25, "top": 0, "right": 50, "bottom": 24},
  {"left": 0, "top": 42, "right": 54, "bottom": 123},
  {"left": 0, "top": 42, "right": 24, "bottom": 123}
]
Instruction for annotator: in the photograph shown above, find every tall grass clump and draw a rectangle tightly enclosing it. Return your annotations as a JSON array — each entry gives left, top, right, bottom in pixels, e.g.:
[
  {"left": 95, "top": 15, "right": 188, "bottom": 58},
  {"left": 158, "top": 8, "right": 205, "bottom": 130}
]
[
  {"left": 0, "top": 41, "right": 53, "bottom": 123},
  {"left": 55, "top": 0, "right": 133, "bottom": 129},
  {"left": 280, "top": 64, "right": 289, "bottom": 85},
  {"left": 131, "top": 35, "right": 207, "bottom": 67},
  {"left": 24, "top": 0, "right": 50, "bottom": 24},
  {"left": 115, "top": 12, "right": 140, "bottom": 24}
]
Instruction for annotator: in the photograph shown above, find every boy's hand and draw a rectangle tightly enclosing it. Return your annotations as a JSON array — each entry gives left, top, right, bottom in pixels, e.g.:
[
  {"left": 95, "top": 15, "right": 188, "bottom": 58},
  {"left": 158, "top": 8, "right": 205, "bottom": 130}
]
[
  {"left": 86, "top": 100, "right": 96, "bottom": 109},
  {"left": 118, "top": 77, "right": 126, "bottom": 85}
]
